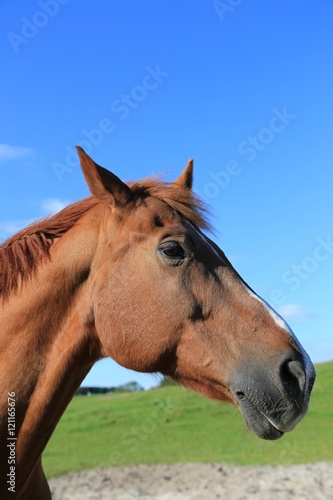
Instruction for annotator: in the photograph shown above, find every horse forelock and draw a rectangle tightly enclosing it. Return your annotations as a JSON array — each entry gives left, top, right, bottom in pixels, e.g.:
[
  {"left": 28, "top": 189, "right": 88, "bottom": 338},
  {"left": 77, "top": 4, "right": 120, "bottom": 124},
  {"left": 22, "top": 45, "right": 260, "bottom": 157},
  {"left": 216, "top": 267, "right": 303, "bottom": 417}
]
[
  {"left": 0, "top": 179, "right": 210, "bottom": 300},
  {"left": 129, "top": 179, "right": 211, "bottom": 232}
]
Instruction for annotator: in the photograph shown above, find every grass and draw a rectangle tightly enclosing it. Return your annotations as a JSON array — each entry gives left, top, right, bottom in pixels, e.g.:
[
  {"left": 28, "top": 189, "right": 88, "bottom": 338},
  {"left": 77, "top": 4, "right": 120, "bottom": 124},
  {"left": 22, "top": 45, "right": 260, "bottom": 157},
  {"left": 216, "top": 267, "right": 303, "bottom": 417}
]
[{"left": 43, "top": 361, "right": 333, "bottom": 478}]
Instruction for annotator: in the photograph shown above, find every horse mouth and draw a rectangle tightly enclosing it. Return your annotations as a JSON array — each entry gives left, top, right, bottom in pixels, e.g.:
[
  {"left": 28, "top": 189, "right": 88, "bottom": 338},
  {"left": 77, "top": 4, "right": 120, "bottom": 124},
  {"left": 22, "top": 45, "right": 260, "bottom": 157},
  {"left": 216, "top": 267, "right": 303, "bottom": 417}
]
[{"left": 235, "top": 391, "right": 285, "bottom": 440}]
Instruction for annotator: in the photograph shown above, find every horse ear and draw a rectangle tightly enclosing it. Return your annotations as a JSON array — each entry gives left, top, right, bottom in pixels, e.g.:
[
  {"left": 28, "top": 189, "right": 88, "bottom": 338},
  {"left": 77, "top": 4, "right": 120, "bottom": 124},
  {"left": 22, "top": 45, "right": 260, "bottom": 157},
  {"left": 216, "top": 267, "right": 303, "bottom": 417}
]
[
  {"left": 174, "top": 159, "right": 193, "bottom": 190},
  {"left": 76, "top": 147, "right": 134, "bottom": 208}
]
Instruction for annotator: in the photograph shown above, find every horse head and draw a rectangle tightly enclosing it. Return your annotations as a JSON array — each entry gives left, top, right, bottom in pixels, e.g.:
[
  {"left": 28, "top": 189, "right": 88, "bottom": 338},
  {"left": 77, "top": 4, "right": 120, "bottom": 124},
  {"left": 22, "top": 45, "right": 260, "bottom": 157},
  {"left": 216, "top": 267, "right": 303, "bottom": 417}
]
[{"left": 78, "top": 147, "right": 315, "bottom": 440}]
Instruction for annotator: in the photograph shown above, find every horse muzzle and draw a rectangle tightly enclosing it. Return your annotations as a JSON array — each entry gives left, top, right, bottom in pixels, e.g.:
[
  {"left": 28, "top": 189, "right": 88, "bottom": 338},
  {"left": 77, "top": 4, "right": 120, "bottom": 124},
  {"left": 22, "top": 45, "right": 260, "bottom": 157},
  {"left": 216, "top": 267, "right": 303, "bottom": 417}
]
[{"left": 230, "top": 352, "right": 316, "bottom": 440}]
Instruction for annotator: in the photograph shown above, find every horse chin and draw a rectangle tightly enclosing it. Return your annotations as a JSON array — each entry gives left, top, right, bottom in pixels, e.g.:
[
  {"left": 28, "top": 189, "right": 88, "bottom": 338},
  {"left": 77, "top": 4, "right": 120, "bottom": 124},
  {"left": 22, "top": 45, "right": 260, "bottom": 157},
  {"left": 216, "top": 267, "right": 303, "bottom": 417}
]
[
  {"left": 236, "top": 398, "right": 285, "bottom": 441},
  {"left": 175, "top": 375, "right": 285, "bottom": 440}
]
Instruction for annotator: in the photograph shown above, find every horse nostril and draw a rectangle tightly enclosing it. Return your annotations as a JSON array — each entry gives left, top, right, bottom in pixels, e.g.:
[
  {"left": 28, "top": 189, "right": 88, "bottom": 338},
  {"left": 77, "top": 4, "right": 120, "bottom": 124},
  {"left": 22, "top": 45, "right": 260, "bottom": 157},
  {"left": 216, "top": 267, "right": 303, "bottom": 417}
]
[
  {"left": 288, "top": 360, "right": 306, "bottom": 380},
  {"left": 280, "top": 359, "right": 306, "bottom": 395}
]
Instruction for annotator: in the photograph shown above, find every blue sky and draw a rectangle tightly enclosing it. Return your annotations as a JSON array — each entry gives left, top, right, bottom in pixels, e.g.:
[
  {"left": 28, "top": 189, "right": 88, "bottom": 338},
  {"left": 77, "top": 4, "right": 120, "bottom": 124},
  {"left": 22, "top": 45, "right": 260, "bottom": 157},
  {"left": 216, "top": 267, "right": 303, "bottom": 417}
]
[{"left": 1, "top": 1, "right": 332, "bottom": 389}]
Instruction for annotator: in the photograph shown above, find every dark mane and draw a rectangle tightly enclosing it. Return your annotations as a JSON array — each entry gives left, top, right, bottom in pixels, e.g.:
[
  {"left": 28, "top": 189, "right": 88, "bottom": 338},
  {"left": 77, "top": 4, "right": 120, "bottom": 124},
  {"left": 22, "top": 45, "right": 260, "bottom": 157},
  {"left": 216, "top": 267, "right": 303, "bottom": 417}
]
[{"left": 0, "top": 180, "right": 210, "bottom": 299}]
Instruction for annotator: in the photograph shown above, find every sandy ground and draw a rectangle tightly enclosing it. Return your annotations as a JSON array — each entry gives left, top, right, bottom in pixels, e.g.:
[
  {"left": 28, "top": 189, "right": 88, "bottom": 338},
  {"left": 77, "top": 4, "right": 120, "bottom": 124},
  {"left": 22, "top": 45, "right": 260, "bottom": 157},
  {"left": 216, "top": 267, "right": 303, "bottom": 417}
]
[{"left": 49, "top": 462, "right": 333, "bottom": 499}]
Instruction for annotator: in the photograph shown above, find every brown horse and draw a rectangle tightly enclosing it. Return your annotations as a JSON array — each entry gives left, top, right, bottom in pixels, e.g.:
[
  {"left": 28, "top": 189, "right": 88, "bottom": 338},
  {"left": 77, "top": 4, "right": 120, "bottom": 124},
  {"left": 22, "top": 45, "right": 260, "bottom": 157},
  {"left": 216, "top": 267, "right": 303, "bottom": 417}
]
[{"left": 0, "top": 148, "right": 315, "bottom": 499}]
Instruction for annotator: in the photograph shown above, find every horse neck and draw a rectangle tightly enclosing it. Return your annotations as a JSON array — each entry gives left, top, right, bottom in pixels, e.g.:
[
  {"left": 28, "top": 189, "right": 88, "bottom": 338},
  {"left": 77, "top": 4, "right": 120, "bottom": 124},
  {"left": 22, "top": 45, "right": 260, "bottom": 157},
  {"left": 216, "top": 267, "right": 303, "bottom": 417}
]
[{"left": 0, "top": 205, "right": 103, "bottom": 492}]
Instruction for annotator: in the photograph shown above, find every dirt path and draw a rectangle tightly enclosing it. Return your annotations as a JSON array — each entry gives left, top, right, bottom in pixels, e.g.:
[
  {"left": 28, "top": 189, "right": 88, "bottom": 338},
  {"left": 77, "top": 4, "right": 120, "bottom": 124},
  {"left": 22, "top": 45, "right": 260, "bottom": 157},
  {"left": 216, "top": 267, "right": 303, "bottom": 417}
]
[{"left": 49, "top": 462, "right": 333, "bottom": 499}]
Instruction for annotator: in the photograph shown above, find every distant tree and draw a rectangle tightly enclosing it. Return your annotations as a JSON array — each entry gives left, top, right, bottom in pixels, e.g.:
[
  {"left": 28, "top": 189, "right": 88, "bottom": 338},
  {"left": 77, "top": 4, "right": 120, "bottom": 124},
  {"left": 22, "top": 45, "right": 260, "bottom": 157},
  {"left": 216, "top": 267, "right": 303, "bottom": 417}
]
[
  {"left": 75, "top": 386, "right": 116, "bottom": 396},
  {"left": 116, "top": 381, "right": 144, "bottom": 392},
  {"left": 76, "top": 381, "right": 144, "bottom": 396},
  {"left": 158, "top": 377, "right": 176, "bottom": 388}
]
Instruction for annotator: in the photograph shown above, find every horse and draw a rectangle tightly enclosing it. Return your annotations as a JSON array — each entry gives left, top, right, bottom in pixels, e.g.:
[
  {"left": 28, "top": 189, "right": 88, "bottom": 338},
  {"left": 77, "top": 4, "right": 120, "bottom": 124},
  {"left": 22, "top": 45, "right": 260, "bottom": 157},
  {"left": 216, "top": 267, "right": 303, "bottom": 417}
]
[{"left": 0, "top": 147, "right": 315, "bottom": 499}]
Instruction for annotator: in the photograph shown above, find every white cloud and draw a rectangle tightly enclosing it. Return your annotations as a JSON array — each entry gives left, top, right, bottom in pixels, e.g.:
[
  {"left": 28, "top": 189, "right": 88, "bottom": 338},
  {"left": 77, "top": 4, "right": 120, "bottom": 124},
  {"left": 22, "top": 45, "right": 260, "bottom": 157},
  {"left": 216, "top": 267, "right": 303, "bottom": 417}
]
[
  {"left": 0, "top": 199, "right": 70, "bottom": 242},
  {"left": 0, "top": 219, "right": 35, "bottom": 242},
  {"left": 277, "top": 303, "right": 314, "bottom": 319},
  {"left": 0, "top": 144, "right": 34, "bottom": 162},
  {"left": 40, "top": 198, "right": 70, "bottom": 215}
]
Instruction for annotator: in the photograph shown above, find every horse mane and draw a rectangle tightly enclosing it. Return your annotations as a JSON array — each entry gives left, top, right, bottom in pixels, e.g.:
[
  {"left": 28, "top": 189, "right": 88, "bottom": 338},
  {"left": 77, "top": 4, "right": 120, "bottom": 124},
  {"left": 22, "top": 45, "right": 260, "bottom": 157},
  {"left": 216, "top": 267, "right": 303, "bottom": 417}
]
[
  {"left": 0, "top": 197, "right": 98, "bottom": 299},
  {"left": 0, "top": 180, "right": 210, "bottom": 299}
]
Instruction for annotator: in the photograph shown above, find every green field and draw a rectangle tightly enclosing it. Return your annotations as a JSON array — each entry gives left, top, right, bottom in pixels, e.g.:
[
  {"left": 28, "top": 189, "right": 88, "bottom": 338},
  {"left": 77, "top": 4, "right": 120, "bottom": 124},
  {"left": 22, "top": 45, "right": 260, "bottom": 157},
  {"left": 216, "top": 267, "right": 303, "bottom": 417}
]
[{"left": 43, "top": 361, "right": 333, "bottom": 478}]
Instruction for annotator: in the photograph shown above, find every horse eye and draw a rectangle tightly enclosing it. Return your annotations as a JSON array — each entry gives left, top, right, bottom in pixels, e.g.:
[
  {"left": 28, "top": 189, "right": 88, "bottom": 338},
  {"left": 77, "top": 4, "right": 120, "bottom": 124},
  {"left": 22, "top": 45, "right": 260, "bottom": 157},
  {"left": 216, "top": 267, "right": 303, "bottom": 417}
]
[{"left": 159, "top": 241, "right": 186, "bottom": 261}]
